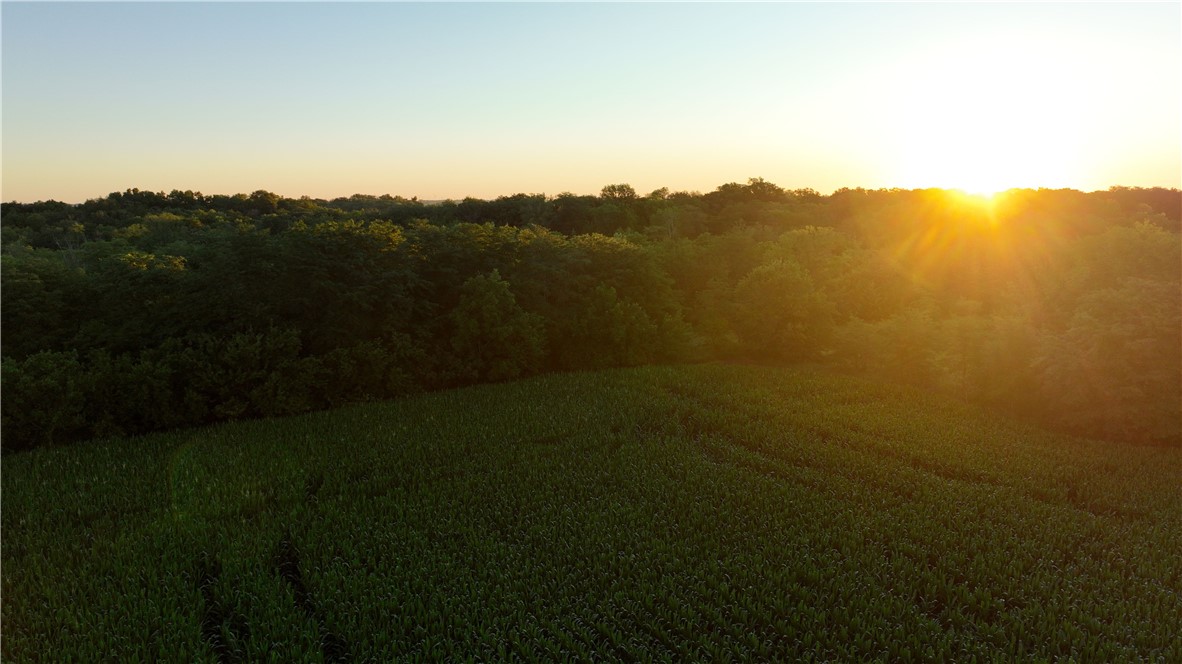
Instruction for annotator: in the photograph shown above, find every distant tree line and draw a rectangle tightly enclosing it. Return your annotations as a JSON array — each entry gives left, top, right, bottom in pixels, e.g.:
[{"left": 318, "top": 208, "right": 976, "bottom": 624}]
[{"left": 2, "top": 181, "right": 1179, "bottom": 450}]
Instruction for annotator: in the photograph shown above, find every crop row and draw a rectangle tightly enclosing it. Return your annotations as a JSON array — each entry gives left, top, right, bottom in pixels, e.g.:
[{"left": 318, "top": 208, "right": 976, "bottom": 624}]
[{"left": 3, "top": 365, "right": 1179, "bottom": 661}]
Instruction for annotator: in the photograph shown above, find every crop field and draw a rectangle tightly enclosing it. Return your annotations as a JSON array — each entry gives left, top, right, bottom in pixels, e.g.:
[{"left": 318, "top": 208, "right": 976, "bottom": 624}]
[{"left": 3, "top": 364, "right": 1180, "bottom": 662}]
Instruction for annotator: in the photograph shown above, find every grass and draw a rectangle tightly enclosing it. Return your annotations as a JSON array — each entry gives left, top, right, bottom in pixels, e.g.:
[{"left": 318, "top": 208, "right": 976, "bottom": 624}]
[{"left": 3, "top": 364, "right": 1180, "bottom": 662}]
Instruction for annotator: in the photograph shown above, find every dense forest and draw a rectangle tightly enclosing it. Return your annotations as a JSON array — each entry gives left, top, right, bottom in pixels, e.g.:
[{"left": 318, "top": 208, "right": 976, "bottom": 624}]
[{"left": 2, "top": 180, "right": 1179, "bottom": 451}]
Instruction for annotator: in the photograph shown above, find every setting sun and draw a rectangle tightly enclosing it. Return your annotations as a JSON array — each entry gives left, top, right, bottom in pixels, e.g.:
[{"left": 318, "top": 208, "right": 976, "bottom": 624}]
[
  {"left": 884, "top": 31, "right": 1105, "bottom": 195},
  {"left": 3, "top": 3, "right": 1177, "bottom": 202},
  {"left": 947, "top": 189, "right": 1003, "bottom": 218}
]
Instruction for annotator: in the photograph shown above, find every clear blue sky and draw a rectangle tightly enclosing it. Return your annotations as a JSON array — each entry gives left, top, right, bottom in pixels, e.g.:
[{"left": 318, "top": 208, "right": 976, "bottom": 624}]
[{"left": 3, "top": 2, "right": 1179, "bottom": 202}]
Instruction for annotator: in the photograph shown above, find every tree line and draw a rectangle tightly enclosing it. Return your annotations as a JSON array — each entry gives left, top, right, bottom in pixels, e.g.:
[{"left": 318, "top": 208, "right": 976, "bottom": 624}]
[{"left": 3, "top": 181, "right": 1179, "bottom": 450}]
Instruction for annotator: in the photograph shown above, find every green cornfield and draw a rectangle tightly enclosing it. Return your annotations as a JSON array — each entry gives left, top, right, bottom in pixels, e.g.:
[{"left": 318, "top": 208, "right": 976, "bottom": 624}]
[{"left": 3, "top": 365, "right": 1179, "bottom": 662}]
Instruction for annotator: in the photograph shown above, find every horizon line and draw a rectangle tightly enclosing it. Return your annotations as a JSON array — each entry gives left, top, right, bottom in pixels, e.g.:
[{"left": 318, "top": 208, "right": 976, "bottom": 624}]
[{"left": 5, "top": 183, "right": 1181, "bottom": 206}]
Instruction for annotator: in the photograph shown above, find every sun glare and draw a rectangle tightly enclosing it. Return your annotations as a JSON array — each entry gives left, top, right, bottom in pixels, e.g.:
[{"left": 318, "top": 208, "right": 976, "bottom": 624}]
[
  {"left": 948, "top": 189, "right": 1004, "bottom": 226},
  {"left": 887, "top": 33, "right": 1089, "bottom": 194}
]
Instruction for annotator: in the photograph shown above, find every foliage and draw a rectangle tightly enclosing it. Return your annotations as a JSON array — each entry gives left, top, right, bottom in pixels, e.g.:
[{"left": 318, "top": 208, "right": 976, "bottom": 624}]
[
  {"left": 2, "top": 183, "right": 1179, "bottom": 449},
  {"left": 449, "top": 270, "right": 546, "bottom": 382},
  {"left": 0, "top": 351, "right": 89, "bottom": 449},
  {"left": 733, "top": 259, "right": 832, "bottom": 361}
]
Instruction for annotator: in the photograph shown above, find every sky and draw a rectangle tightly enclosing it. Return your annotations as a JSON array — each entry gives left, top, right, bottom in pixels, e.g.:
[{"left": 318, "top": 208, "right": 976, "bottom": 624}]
[{"left": 2, "top": 2, "right": 1179, "bottom": 203}]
